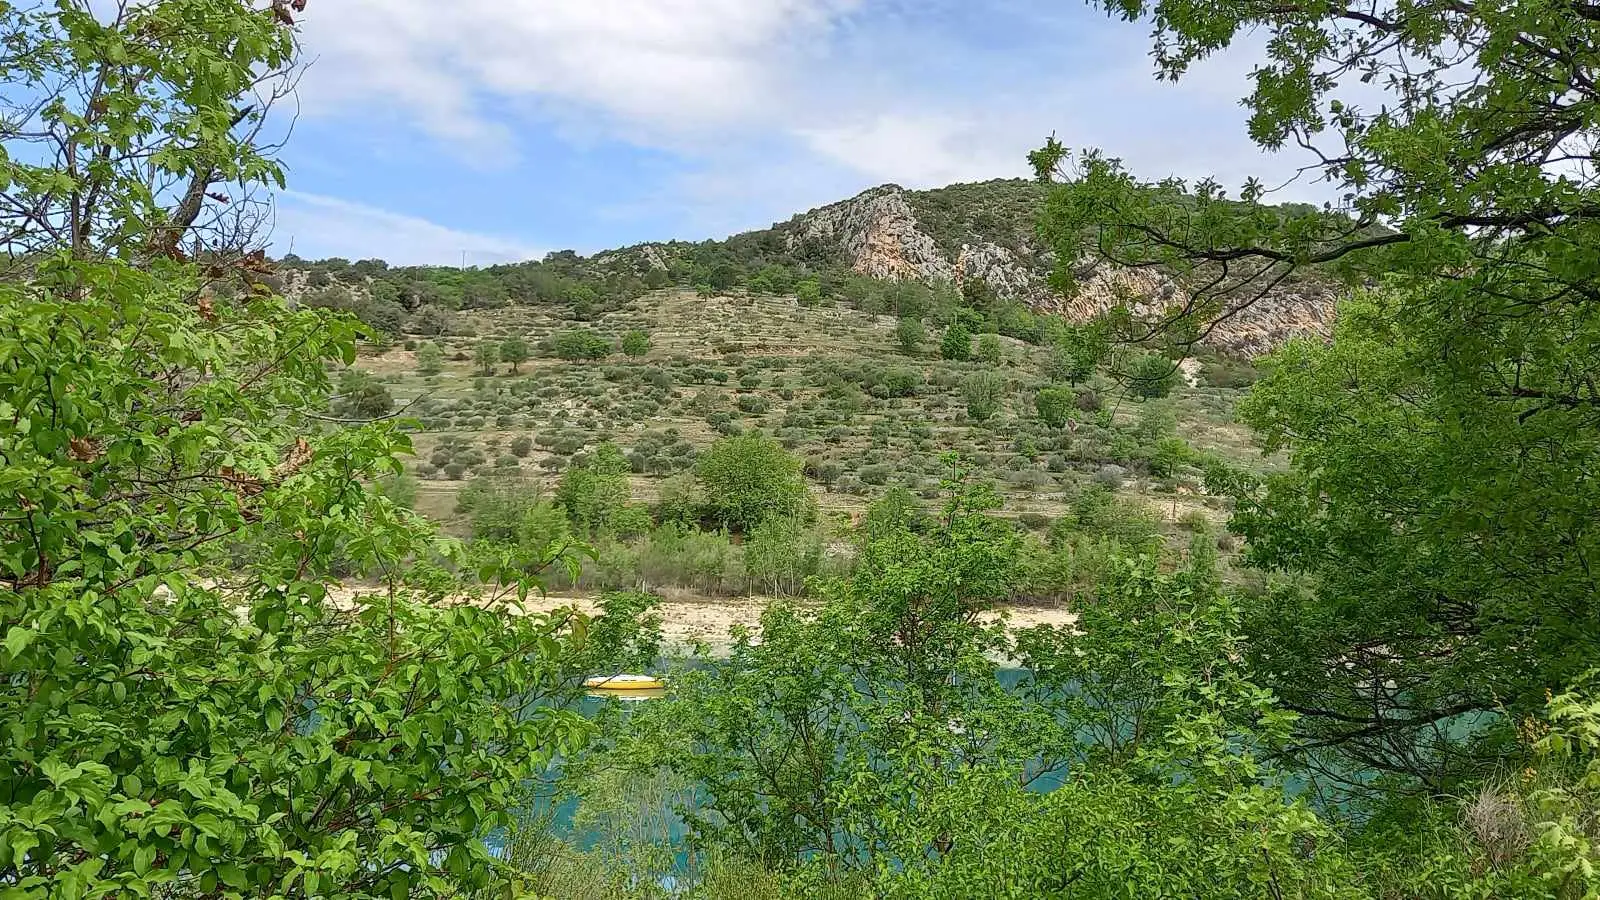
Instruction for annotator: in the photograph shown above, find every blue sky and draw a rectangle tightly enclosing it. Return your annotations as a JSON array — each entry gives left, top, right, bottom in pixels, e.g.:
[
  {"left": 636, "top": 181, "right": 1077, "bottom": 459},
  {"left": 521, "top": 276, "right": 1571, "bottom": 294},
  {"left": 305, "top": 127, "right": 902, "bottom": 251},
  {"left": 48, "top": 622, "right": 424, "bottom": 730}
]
[{"left": 268, "top": 0, "right": 1306, "bottom": 266}]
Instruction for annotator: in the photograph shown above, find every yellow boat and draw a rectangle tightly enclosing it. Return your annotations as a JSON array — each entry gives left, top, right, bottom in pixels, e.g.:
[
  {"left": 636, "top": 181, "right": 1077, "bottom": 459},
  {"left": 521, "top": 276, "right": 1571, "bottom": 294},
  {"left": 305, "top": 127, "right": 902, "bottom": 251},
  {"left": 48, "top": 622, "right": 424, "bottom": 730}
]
[{"left": 583, "top": 673, "right": 666, "bottom": 692}]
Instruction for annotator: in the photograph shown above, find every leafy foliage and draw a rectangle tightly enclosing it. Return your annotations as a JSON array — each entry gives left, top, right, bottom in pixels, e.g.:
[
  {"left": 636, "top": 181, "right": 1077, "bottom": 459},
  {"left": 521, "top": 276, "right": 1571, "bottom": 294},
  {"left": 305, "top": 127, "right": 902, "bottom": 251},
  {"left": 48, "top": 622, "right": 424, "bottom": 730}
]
[
  {"left": 961, "top": 370, "right": 1006, "bottom": 422},
  {"left": 499, "top": 335, "right": 530, "bottom": 373},
  {"left": 622, "top": 471, "right": 1362, "bottom": 896},
  {"left": 332, "top": 369, "right": 396, "bottom": 421},
  {"left": 894, "top": 316, "right": 924, "bottom": 355},
  {"left": 551, "top": 329, "right": 613, "bottom": 361},
  {"left": 975, "top": 333, "right": 1003, "bottom": 365},
  {"left": 0, "top": 5, "right": 633, "bottom": 895},
  {"left": 474, "top": 339, "right": 500, "bottom": 375},
  {"left": 414, "top": 341, "right": 444, "bottom": 375},
  {"left": 939, "top": 322, "right": 972, "bottom": 361},
  {"left": 620, "top": 329, "right": 651, "bottom": 357},
  {"left": 1127, "top": 352, "right": 1180, "bottom": 399},
  {"left": 1034, "top": 385, "right": 1076, "bottom": 429},
  {"left": 556, "top": 442, "right": 632, "bottom": 536},
  {"left": 693, "top": 433, "right": 808, "bottom": 534},
  {"left": 1036, "top": 0, "right": 1600, "bottom": 782}
]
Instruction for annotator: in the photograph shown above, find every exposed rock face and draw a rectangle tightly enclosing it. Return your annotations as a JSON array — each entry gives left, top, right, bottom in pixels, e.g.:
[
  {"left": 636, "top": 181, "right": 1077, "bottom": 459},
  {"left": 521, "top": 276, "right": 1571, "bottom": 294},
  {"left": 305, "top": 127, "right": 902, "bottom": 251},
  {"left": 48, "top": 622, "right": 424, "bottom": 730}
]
[
  {"left": 782, "top": 184, "right": 1336, "bottom": 354},
  {"left": 593, "top": 243, "right": 670, "bottom": 272},
  {"left": 954, "top": 242, "right": 1046, "bottom": 304},
  {"left": 785, "top": 186, "right": 953, "bottom": 282}
]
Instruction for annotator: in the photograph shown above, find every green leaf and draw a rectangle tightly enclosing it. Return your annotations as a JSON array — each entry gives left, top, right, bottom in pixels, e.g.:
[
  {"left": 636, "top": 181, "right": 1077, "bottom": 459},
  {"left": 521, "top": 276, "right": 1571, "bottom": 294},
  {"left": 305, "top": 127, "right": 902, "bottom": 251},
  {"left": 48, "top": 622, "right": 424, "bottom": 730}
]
[
  {"left": 3, "top": 626, "right": 33, "bottom": 659},
  {"left": 133, "top": 844, "right": 155, "bottom": 876}
]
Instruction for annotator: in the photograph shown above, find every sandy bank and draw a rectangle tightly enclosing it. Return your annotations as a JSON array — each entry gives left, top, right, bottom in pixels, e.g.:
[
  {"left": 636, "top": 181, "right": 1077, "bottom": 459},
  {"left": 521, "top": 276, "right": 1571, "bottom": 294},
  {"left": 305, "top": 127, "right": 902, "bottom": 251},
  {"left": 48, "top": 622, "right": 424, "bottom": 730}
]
[
  {"left": 328, "top": 586, "right": 1078, "bottom": 656},
  {"left": 518, "top": 591, "right": 1080, "bottom": 656}
]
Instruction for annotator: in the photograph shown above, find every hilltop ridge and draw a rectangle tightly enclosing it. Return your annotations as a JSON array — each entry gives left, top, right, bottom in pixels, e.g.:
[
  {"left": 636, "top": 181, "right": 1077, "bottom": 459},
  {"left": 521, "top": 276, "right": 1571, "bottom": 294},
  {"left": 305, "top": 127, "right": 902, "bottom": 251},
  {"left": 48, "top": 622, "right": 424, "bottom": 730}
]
[{"left": 279, "top": 178, "right": 1338, "bottom": 355}]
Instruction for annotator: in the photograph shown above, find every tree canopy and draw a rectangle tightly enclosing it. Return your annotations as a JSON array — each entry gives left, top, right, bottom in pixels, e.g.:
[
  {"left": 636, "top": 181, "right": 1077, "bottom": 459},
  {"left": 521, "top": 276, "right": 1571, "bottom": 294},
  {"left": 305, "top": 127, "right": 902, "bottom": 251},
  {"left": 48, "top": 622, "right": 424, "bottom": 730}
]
[
  {"left": 1035, "top": 0, "right": 1600, "bottom": 784},
  {"left": 0, "top": 3, "right": 634, "bottom": 894}
]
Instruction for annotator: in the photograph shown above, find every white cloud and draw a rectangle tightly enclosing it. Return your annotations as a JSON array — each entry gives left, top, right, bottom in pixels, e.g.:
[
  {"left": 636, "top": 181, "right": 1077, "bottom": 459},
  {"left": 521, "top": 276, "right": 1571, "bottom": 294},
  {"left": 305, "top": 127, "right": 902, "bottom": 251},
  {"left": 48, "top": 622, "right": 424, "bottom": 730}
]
[
  {"left": 278, "top": 1, "right": 1338, "bottom": 253},
  {"left": 270, "top": 191, "right": 541, "bottom": 266},
  {"left": 797, "top": 112, "right": 1037, "bottom": 188},
  {"left": 295, "top": 0, "right": 860, "bottom": 159}
]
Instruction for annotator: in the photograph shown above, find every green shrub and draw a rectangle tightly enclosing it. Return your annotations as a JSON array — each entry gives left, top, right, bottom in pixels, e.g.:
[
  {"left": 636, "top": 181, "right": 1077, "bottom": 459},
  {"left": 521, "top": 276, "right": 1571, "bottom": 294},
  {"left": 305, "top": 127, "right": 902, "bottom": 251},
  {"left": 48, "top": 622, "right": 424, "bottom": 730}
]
[
  {"left": 940, "top": 322, "right": 973, "bottom": 361},
  {"left": 621, "top": 329, "right": 652, "bottom": 357},
  {"left": 1035, "top": 385, "right": 1076, "bottom": 429},
  {"left": 643, "top": 367, "right": 673, "bottom": 390},
  {"left": 415, "top": 341, "right": 444, "bottom": 375},
  {"left": 977, "top": 333, "right": 1003, "bottom": 364},
  {"left": 556, "top": 442, "right": 631, "bottom": 535},
  {"left": 332, "top": 369, "right": 394, "bottom": 420},
  {"left": 1129, "top": 352, "right": 1181, "bottom": 399},
  {"left": 1019, "top": 512, "right": 1053, "bottom": 531},
  {"left": 795, "top": 278, "right": 824, "bottom": 306},
  {"left": 474, "top": 339, "right": 500, "bottom": 375},
  {"left": 654, "top": 474, "right": 701, "bottom": 527},
  {"left": 552, "top": 329, "right": 613, "bottom": 361},
  {"left": 962, "top": 370, "right": 1006, "bottom": 421},
  {"left": 1198, "top": 354, "right": 1259, "bottom": 388},
  {"left": 895, "top": 317, "right": 925, "bottom": 354},
  {"left": 695, "top": 432, "right": 809, "bottom": 532},
  {"left": 859, "top": 464, "right": 892, "bottom": 485}
]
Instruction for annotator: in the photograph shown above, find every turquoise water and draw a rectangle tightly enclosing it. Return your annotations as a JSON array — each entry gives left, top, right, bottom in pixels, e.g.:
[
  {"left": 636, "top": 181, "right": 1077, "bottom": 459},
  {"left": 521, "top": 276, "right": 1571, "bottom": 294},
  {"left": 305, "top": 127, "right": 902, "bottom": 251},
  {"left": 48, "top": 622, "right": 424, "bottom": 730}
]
[
  {"left": 488, "top": 668, "right": 1052, "bottom": 880},
  {"left": 487, "top": 665, "right": 1485, "bottom": 892}
]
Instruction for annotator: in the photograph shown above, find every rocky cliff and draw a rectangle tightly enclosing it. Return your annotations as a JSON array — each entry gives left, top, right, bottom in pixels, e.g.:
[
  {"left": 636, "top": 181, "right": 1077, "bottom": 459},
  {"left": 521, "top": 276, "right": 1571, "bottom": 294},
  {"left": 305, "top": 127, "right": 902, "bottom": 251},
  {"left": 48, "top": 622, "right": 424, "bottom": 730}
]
[{"left": 776, "top": 182, "right": 1337, "bottom": 355}]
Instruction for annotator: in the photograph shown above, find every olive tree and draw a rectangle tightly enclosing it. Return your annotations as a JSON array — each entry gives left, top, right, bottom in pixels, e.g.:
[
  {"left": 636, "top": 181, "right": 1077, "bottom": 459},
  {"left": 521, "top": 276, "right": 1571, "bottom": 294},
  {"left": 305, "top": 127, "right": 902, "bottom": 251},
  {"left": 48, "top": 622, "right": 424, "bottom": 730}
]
[
  {"left": 962, "top": 370, "right": 1006, "bottom": 422},
  {"left": 499, "top": 335, "right": 530, "bottom": 373}
]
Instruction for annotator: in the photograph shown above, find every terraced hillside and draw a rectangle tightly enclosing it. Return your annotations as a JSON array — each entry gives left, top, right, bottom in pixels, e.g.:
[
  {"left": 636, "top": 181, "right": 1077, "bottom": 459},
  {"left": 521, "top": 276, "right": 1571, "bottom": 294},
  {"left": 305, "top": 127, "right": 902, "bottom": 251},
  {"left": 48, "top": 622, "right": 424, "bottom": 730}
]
[{"left": 357, "top": 288, "right": 1272, "bottom": 556}]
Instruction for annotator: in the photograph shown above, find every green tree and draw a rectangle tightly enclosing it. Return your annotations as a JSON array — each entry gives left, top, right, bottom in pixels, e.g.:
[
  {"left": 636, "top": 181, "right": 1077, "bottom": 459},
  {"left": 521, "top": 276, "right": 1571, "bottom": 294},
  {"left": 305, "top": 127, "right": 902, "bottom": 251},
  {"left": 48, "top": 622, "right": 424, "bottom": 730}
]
[
  {"left": 742, "top": 511, "right": 825, "bottom": 597},
  {"left": 629, "top": 471, "right": 1362, "bottom": 895},
  {"left": 0, "top": 4, "right": 627, "bottom": 894},
  {"left": 333, "top": 368, "right": 396, "bottom": 420},
  {"left": 1045, "top": 325, "right": 1101, "bottom": 385},
  {"left": 962, "top": 371, "right": 1006, "bottom": 422},
  {"left": 976, "top": 333, "right": 1003, "bottom": 365},
  {"left": 751, "top": 264, "right": 793, "bottom": 295},
  {"left": 708, "top": 262, "right": 740, "bottom": 291},
  {"left": 555, "top": 442, "right": 631, "bottom": 536},
  {"left": 551, "top": 329, "right": 612, "bottom": 361},
  {"left": 1037, "top": 0, "right": 1600, "bottom": 782},
  {"left": 940, "top": 322, "right": 972, "bottom": 361},
  {"left": 1128, "top": 352, "right": 1179, "bottom": 399},
  {"left": 895, "top": 317, "right": 925, "bottom": 355},
  {"left": 794, "top": 278, "right": 823, "bottom": 307},
  {"left": 1035, "top": 385, "right": 1076, "bottom": 429},
  {"left": 415, "top": 340, "right": 444, "bottom": 375},
  {"left": 694, "top": 433, "right": 808, "bottom": 533},
  {"left": 567, "top": 283, "right": 599, "bottom": 320},
  {"left": 620, "top": 329, "right": 652, "bottom": 357},
  {"left": 499, "top": 335, "right": 530, "bottom": 373},
  {"left": 474, "top": 339, "right": 500, "bottom": 375}
]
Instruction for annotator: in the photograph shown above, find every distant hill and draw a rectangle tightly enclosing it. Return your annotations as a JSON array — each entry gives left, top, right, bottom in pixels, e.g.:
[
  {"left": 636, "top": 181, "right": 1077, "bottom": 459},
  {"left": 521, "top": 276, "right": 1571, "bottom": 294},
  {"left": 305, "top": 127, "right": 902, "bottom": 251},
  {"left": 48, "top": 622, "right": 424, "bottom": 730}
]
[{"left": 275, "top": 178, "right": 1338, "bottom": 355}]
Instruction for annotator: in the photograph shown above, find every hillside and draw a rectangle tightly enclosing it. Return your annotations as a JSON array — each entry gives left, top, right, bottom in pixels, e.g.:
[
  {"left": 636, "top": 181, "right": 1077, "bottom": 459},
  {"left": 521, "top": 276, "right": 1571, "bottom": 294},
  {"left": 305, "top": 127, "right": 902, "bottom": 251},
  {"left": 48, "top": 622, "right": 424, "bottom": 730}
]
[
  {"left": 272, "top": 178, "right": 1300, "bottom": 596},
  {"left": 279, "top": 178, "right": 1339, "bottom": 356},
  {"left": 344, "top": 286, "right": 1272, "bottom": 603}
]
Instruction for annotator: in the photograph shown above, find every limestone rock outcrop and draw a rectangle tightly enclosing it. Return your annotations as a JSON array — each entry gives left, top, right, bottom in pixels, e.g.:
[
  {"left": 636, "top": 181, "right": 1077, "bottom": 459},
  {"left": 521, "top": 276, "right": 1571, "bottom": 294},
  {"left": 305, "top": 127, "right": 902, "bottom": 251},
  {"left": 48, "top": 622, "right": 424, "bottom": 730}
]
[{"left": 779, "top": 184, "right": 1336, "bottom": 354}]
